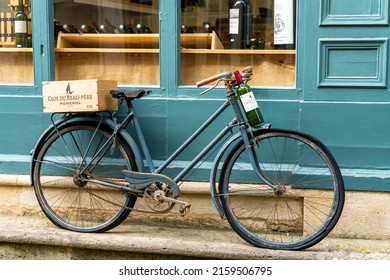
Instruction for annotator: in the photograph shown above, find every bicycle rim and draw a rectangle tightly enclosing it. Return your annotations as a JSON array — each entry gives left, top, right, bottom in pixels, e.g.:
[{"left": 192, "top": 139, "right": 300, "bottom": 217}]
[
  {"left": 33, "top": 123, "right": 137, "bottom": 233},
  {"left": 219, "top": 129, "right": 344, "bottom": 250}
]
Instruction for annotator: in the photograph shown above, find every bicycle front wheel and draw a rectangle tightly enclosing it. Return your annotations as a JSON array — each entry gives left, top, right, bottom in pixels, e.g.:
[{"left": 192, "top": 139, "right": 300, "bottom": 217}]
[
  {"left": 219, "top": 129, "right": 344, "bottom": 250},
  {"left": 32, "top": 122, "right": 138, "bottom": 233}
]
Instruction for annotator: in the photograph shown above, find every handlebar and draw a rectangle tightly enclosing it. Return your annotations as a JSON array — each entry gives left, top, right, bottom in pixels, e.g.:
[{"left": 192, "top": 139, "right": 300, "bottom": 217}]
[
  {"left": 196, "top": 71, "right": 232, "bottom": 87},
  {"left": 195, "top": 66, "right": 253, "bottom": 87}
]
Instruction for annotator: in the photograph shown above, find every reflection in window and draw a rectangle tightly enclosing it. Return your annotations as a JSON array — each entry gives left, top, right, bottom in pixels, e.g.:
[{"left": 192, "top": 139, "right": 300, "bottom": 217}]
[
  {"left": 54, "top": 0, "right": 159, "bottom": 86},
  {"left": 180, "top": 0, "right": 296, "bottom": 87},
  {"left": 0, "top": 0, "right": 33, "bottom": 84}
]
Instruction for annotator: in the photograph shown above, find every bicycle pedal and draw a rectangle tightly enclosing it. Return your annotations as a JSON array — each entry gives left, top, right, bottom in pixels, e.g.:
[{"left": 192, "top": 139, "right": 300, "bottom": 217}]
[
  {"left": 154, "top": 193, "right": 191, "bottom": 214},
  {"left": 156, "top": 194, "right": 190, "bottom": 206},
  {"left": 179, "top": 204, "right": 191, "bottom": 216}
]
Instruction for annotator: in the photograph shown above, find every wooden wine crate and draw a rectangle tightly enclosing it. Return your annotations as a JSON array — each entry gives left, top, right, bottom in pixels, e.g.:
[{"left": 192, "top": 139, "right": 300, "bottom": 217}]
[
  {"left": 42, "top": 79, "right": 118, "bottom": 112},
  {"left": 0, "top": 8, "right": 31, "bottom": 48},
  {"left": 0, "top": 12, "right": 15, "bottom": 47}
]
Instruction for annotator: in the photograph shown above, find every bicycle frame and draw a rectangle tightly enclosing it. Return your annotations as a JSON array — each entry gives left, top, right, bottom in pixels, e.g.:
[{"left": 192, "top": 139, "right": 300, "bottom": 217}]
[{"left": 122, "top": 85, "right": 272, "bottom": 216}]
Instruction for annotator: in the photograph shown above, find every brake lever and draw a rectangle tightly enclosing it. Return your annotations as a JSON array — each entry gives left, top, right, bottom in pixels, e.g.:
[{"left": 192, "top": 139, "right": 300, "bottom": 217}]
[{"left": 199, "top": 79, "right": 221, "bottom": 96}]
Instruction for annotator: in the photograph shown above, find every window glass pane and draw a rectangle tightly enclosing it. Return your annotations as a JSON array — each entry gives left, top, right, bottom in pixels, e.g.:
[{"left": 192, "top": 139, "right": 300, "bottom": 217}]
[
  {"left": 54, "top": 0, "right": 159, "bottom": 86},
  {"left": 0, "top": 0, "right": 33, "bottom": 84},
  {"left": 180, "top": 0, "right": 296, "bottom": 87}
]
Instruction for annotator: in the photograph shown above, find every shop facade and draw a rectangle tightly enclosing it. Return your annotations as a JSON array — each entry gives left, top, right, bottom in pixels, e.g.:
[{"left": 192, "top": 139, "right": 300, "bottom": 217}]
[{"left": 1, "top": 0, "right": 390, "bottom": 196}]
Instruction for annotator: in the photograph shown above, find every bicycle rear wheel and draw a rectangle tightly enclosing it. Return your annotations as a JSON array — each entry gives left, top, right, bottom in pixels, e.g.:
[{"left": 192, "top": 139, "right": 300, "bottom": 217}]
[
  {"left": 32, "top": 122, "right": 138, "bottom": 233},
  {"left": 219, "top": 128, "right": 344, "bottom": 250}
]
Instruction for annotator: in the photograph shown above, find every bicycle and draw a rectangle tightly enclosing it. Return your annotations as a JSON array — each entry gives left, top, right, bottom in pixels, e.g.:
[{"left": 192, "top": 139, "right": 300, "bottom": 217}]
[{"left": 30, "top": 67, "right": 345, "bottom": 250}]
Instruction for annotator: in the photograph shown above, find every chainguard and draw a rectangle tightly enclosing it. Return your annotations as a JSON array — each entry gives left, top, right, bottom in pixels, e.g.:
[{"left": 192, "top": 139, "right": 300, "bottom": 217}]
[{"left": 122, "top": 170, "right": 191, "bottom": 214}]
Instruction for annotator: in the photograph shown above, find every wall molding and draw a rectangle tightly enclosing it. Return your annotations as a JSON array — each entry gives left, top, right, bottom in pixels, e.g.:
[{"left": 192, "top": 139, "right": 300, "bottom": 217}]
[
  {"left": 320, "top": 0, "right": 389, "bottom": 26},
  {"left": 318, "top": 38, "right": 388, "bottom": 88}
]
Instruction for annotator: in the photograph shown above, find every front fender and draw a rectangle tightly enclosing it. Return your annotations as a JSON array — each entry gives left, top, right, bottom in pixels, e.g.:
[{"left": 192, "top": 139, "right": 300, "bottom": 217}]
[{"left": 210, "top": 124, "right": 272, "bottom": 217}]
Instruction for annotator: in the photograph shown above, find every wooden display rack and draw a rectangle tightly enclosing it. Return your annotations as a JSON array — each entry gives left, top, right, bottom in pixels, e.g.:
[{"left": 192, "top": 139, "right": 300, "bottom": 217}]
[
  {"left": 54, "top": 29, "right": 295, "bottom": 86},
  {"left": 54, "top": 31, "right": 223, "bottom": 85},
  {"left": 56, "top": 31, "right": 223, "bottom": 50},
  {"left": 0, "top": 0, "right": 31, "bottom": 48},
  {"left": 0, "top": 12, "right": 15, "bottom": 47}
]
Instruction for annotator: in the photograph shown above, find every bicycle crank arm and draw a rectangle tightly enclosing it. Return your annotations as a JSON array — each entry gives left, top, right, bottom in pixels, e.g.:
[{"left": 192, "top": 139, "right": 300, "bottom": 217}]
[{"left": 153, "top": 192, "right": 191, "bottom": 216}]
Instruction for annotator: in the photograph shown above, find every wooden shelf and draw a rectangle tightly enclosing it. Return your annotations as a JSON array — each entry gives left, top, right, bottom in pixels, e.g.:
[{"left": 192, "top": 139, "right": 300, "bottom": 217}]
[
  {"left": 55, "top": 48, "right": 159, "bottom": 54},
  {"left": 181, "top": 32, "right": 224, "bottom": 50},
  {"left": 56, "top": 31, "right": 224, "bottom": 50},
  {"left": 57, "top": 33, "right": 160, "bottom": 49},
  {"left": 0, "top": 48, "right": 32, "bottom": 52},
  {"left": 181, "top": 49, "right": 296, "bottom": 55}
]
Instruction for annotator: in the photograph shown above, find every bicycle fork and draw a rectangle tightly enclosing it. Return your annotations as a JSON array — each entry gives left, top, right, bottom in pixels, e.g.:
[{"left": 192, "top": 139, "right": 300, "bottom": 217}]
[{"left": 227, "top": 88, "right": 278, "bottom": 191}]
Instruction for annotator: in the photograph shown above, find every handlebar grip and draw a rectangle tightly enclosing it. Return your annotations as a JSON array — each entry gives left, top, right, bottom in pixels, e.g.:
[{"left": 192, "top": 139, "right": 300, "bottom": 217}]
[
  {"left": 242, "top": 65, "right": 252, "bottom": 73},
  {"left": 196, "top": 71, "right": 232, "bottom": 87},
  {"left": 196, "top": 74, "right": 220, "bottom": 87}
]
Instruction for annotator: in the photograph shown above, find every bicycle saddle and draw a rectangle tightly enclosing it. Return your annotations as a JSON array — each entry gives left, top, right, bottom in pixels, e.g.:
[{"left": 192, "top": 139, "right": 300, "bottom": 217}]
[{"left": 110, "top": 89, "right": 150, "bottom": 100}]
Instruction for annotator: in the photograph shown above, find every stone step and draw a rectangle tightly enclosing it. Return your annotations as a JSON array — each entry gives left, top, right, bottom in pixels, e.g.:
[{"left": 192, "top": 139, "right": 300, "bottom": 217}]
[
  {"left": 2, "top": 174, "right": 390, "bottom": 260},
  {"left": 2, "top": 213, "right": 390, "bottom": 260}
]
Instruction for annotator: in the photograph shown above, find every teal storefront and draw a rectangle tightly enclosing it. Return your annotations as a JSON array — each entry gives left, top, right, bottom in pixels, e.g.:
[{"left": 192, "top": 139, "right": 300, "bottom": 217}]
[{"left": 1, "top": 0, "right": 390, "bottom": 195}]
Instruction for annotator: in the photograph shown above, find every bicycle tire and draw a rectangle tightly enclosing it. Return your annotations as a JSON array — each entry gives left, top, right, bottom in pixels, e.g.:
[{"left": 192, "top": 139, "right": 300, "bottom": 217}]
[
  {"left": 219, "top": 128, "right": 344, "bottom": 250},
  {"left": 32, "top": 122, "right": 138, "bottom": 233}
]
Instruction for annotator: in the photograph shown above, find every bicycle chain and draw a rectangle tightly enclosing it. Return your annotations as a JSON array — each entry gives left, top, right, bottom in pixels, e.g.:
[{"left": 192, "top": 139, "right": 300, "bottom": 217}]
[{"left": 83, "top": 176, "right": 176, "bottom": 215}]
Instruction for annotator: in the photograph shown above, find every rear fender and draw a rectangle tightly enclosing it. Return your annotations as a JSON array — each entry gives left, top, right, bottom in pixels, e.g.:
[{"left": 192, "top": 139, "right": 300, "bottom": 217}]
[
  {"left": 210, "top": 132, "right": 243, "bottom": 218},
  {"left": 30, "top": 114, "right": 144, "bottom": 185}
]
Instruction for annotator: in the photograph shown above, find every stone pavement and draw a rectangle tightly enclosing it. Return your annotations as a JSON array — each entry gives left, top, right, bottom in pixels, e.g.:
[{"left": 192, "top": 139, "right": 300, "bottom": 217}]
[{"left": 1, "top": 213, "right": 390, "bottom": 260}]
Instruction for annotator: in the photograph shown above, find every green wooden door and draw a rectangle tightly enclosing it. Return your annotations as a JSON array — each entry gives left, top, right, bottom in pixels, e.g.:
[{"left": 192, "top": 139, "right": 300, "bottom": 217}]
[{"left": 299, "top": 0, "right": 390, "bottom": 191}]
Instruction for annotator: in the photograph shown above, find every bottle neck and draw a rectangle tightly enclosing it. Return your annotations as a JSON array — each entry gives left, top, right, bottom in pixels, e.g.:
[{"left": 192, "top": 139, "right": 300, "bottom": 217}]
[{"left": 18, "top": 0, "right": 24, "bottom": 13}]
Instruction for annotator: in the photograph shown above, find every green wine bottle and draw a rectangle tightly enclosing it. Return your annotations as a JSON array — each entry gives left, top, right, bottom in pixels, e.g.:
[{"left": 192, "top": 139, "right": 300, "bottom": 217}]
[
  {"left": 234, "top": 70, "right": 264, "bottom": 128},
  {"left": 118, "top": 24, "right": 135, "bottom": 34},
  {"left": 15, "top": 0, "right": 28, "bottom": 48}
]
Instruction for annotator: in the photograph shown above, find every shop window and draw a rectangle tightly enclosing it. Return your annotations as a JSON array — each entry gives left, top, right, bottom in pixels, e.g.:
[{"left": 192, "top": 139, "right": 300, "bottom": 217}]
[
  {"left": 54, "top": 0, "right": 159, "bottom": 85},
  {"left": 0, "top": 0, "right": 33, "bottom": 84},
  {"left": 180, "top": 0, "right": 296, "bottom": 87}
]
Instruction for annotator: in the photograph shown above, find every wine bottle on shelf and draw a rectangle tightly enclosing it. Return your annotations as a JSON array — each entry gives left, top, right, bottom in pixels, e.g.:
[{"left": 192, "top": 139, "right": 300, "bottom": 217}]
[
  {"left": 104, "top": 18, "right": 119, "bottom": 34},
  {"left": 54, "top": 19, "right": 63, "bottom": 38},
  {"left": 203, "top": 22, "right": 222, "bottom": 43},
  {"left": 92, "top": 22, "right": 101, "bottom": 33},
  {"left": 62, "top": 24, "right": 80, "bottom": 33},
  {"left": 229, "top": 0, "right": 252, "bottom": 49},
  {"left": 136, "top": 23, "right": 152, "bottom": 33},
  {"left": 273, "top": 0, "right": 295, "bottom": 50},
  {"left": 234, "top": 68, "right": 264, "bottom": 128},
  {"left": 203, "top": 22, "right": 212, "bottom": 33},
  {"left": 181, "top": 25, "right": 195, "bottom": 33},
  {"left": 251, "top": 38, "right": 265, "bottom": 49},
  {"left": 80, "top": 24, "right": 98, "bottom": 33},
  {"left": 99, "top": 24, "right": 115, "bottom": 34},
  {"left": 15, "top": 0, "right": 28, "bottom": 48},
  {"left": 118, "top": 24, "right": 135, "bottom": 34}
]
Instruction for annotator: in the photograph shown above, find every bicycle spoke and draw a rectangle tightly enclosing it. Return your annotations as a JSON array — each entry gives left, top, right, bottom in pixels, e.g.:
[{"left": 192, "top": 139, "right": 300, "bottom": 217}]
[
  {"left": 219, "top": 129, "right": 344, "bottom": 250},
  {"left": 33, "top": 123, "right": 138, "bottom": 233}
]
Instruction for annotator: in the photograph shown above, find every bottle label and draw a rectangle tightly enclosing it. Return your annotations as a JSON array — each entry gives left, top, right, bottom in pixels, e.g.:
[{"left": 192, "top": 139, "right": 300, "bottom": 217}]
[
  {"left": 229, "top": 9, "right": 239, "bottom": 34},
  {"left": 274, "top": 0, "right": 294, "bottom": 46},
  {"left": 15, "top": 20, "right": 27, "bottom": 33},
  {"left": 240, "top": 92, "right": 259, "bottom": 112}
]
